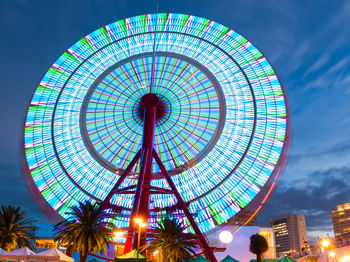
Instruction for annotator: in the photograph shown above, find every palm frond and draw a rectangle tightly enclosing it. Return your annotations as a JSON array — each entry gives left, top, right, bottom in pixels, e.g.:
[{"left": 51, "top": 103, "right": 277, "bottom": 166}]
[
  {"left": 0, "top": 205, "right": 38, "bottom": 251},
  {"left": 53, "top": 201, "right": 116, "bottom": 262},
  {"left": 142, "top": 217, "right": 199, "bottom": 262}
]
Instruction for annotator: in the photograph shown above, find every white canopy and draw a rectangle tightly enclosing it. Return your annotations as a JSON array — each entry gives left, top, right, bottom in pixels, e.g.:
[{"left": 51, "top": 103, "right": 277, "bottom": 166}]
[
  {"left": 0, "top": 247, "right": 73, "bottom": 262},
  {"left": 31, "top": 248, "right": 74, "bottom": 262},
  {"left": 0, "top": 247, "right": 36, "bottom": 261},
  {"left": 0, "top": 247, "right": 6, "bottom": 254}
]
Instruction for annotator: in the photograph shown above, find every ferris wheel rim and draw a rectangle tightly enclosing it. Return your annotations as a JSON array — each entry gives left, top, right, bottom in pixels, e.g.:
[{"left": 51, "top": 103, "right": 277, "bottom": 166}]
[
  {"left": 24, "top": 13, "right": 289, "bottom": 233},
  {"left": 48, "top": 29, "right": 259, "bottom": 202}
]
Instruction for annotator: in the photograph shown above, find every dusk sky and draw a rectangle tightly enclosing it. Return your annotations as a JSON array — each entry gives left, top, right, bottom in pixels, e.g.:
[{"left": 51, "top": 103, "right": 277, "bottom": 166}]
[{"left": 1, "top": 0, "right": 350, "bottom": 244}]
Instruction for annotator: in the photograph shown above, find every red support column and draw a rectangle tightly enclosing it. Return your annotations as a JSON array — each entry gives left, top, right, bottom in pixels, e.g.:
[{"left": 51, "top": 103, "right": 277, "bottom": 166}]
[
  {"left": 124, "top": 93, "right": 159, "bottom": 253},
  {"left": 153, "top": 150, "right": 218, "bottom": 262},
  {"left": 100, "top": 150, "right": 141, "bottom": 210},
  {"left": 101, "top": 93, "right": 217, "bottom": 261}
]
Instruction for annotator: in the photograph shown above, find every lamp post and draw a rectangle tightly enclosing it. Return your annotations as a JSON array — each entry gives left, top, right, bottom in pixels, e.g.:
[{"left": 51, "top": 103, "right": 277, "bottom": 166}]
[
  {"left": 153, "top": 250, "right": 160, "bottom": 262},
  {"left": 321, "top": 238, "right": 331, "bottom": 262},
  {"left": 329, "top": 251, "right": 337, "bottom": 262},
  {"left": 114, "top": 231, "right": 124, "bottom": 258},
  {"left": 134, "top": 218, "right": 147, "bottom": 262}
]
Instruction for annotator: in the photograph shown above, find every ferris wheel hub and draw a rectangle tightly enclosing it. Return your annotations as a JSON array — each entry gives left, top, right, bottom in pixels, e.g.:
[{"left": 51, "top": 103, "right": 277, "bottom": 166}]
[
  {"left": 138, "top": 93, "right": 166, "bottom": 121},
  {"left": 140, "top": 93, "right": 159, "bottom": 108}
]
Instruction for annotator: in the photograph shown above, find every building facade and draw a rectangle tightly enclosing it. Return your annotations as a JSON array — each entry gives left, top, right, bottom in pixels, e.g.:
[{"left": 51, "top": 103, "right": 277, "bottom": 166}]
[
  {"left": 259, "top": 227, "right": 276, "bottom": 259},
  {"left": 332, "top": 203, "right": 350, "bottom": 245},
  {"left": 270, "top": 214, "right": 308, "bottom": 257},
  {"left": 35, "top": 238, "right": 57, "bottom": 249}
]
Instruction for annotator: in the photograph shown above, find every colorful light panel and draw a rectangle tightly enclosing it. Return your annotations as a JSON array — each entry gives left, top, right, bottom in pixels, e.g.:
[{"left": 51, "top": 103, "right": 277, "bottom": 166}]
[
  {"left": 24, "top": 13, "right": 288, "bottom": 233},
  {"left": 82, "top": 53, "right": 224, "bottom": 175}
]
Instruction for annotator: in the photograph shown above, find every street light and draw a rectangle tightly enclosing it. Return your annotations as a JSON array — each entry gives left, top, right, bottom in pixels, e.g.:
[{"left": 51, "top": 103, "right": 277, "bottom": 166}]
[
  {"left": 219, "top": 230, "right": 233, "bottom": 244},
  {"left": 134, "top": 218, "right": 143, "bottom": 224},
  {"left": 134, "top": 218, "right": 147, "bottom": 262},
  {"left": 329, "top": 251, "right": 337, "bottom": 262},
  {"left": 321, "top": 239, "right": 331, "bottom": 248},
  {"left": 114, "top": 231, "right": 124, "bottom": 258},
  {"left": 321, "top": 238, "right": 331, "bottom": 262},
  {"left": 153, "top": 250, "right": 160, "bottom": 262}
]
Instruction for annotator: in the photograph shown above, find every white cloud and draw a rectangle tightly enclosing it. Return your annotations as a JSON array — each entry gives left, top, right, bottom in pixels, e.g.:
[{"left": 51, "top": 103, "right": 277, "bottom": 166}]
[{"left": 304, "top": 54, "right": 330, "bottom": 76}]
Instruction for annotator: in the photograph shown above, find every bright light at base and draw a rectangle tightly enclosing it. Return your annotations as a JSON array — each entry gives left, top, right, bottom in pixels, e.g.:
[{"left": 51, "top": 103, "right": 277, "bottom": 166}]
[
  {"left": 134, "top": 218, "right": 143, "bottom": 224},
  {"left": 321, "top": 239, "right": 330, "bottom": 248},
  {"left": 114, "top": 231, "right": 124, "bottom": 240},
  {"left": 341, "top": 255, "right": 350, "bottom": 262},
  {"left": 329, "top": 251, "right": 335, "bottom": 258},
  {"left": 219, "top": 230, "right": 233, "bottom": 244}
]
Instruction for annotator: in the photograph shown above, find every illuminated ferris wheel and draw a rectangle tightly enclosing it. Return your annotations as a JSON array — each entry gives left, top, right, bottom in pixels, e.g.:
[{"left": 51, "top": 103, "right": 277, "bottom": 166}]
[{"left": 24, "top": 13, "right": 289, "bottom": 261}]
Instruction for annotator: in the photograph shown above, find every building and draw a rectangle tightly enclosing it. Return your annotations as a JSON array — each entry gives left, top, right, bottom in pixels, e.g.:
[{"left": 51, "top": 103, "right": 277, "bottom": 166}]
[
  {"left": 259, "top": 227, "right": 276, "bottom": 259},
  {"left": 270, "top": 214, "right": 308, "bottom": 257},
  {"left": 35, "top": 238, "right": 57, "bottom": 249},
  {"left": 332, "top": 203, "right": 350, "bottom": 245}
]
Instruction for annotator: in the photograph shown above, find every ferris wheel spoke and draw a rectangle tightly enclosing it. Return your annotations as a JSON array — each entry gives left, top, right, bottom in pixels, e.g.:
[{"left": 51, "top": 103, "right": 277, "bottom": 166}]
[
  {"left": 107, "top": 72, "right": 142, "bottom": 103},
  {"left": 164, "top": 118, "right": 208, "bottom": 149},
  {"left": 156, "top": 125, "right": 179, "bottom": 168},
  {"left": 98, "top": 122, "right": 141, "bottom": 155},
  {"left": 154, "top": 56, "right": 168, "bottom": 94},
  {"left": 159, "top": 121, "right": 196, "bottom": 165},
  {"left": 129, "top": 58, "right": 152, "bottom": 95},
  {"left": 88, "top": 115, "right": 134, "bottom": 137}
]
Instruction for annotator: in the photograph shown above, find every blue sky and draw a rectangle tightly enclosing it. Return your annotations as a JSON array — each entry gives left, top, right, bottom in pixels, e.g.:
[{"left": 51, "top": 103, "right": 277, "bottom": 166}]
[{"left": 0, "top": 0, "right": 349, "bottom": 243}]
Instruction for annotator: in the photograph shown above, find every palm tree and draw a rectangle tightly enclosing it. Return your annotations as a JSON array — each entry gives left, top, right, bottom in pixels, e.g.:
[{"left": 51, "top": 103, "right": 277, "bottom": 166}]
[
  {"left": 0, "top": 205, "right": 38, "bottom": 251},
  {"left": 249, "top": 233, "right": 268, "bottom": 262},
  {"left": 142, "top": 217, "right": 198, "bottom": 262},
  {"left": 53, "top": 201, "right": 116, "bottom": 262}
]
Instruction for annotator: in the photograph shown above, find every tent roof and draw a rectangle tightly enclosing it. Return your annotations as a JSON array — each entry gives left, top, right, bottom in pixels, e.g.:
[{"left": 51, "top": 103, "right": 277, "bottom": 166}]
[
  {"left": 0, "top": 248, "right": 6, "bottom": 254},
  {"left": 0, "top": 247, "right": 36, "bottom": 261},
  {"left": 220, "top": 255, "right": 240, "bottom": 262},
  {"left": 187, "top": 255, "right": 210, "bottom": 262},
  {"left": 33, "top": 248, "right": 74, "bottom": 262},
  {"left": 116, "top": 249, "right": 146, "bottom": 259},
  {"left": 4, "top": 247, "right": 35, "bottom": 256},
  {"left": 193, "top": 255, "right": 210, "bottom": 261},
  {"left": 279, "top": 256, "right": 297, "bottom": 262},
  {"left": 249, "top": 259, "right": 279, "bottom": 262}
]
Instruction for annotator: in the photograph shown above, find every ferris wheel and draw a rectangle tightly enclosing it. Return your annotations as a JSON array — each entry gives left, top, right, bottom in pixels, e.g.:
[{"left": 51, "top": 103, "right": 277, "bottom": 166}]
[{"left": 24, "top": 13, "right": 289, "bottom": 261}]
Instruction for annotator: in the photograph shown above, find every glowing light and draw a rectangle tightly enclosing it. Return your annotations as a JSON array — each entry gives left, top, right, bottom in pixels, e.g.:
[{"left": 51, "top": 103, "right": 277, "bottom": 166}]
[
  {"left": 321, "top": 239, "right": 330, "bottom": 248},
  {"left": 114, "top": 231, "right": 124, "bottom": 240},
  {"left": 342, "top": 255, "right": 350, "bottom": 262},
  {"left": 329, "top": 251, "right": 335, "bottom": 258},
  {"left": 139, "top": 222, "right": 147, "bottom": 228},
  {"left": 219, "top": 230, "right": 233, "bottom": 244},
  {"left": 134, "top": 218, "right": 143, "bottom": 224},
  {"left": 24, "top": 13, "right": 288, "bottom": 233}
]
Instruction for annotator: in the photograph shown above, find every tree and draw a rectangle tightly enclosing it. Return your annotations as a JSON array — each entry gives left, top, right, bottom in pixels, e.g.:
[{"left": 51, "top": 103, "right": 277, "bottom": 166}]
[
  {"left": 249, "top": 233, "right": 268, "bottom": 262},
  {"left": 142, "top": 217, "right": 198, "bottom": 262},
  {"left": 53, "top": 201, "right": 116, "bottom": 262},
  {"left": 0, "top": 205, "right": 38, "bottom": 251}
]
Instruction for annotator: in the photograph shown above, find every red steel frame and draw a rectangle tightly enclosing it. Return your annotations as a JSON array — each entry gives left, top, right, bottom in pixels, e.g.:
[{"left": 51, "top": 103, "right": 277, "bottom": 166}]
[{"left": 100, "top": 93, "right": 217, "bottom": 261}]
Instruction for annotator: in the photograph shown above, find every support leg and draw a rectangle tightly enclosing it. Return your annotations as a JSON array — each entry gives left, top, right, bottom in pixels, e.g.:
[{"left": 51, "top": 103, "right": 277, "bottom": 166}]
[
  {"left": 100, "top": 150, "right": 141, "bottom": 210},
  {"left": 153, "top": 149, "right": 217, "bottom": 262},
  {"left": 124, "top": 94, "right": 158, "bottom": 252}
]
